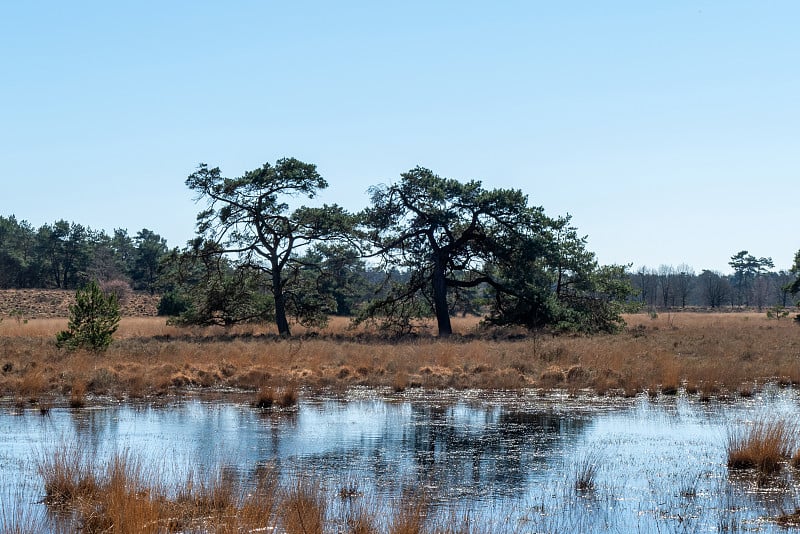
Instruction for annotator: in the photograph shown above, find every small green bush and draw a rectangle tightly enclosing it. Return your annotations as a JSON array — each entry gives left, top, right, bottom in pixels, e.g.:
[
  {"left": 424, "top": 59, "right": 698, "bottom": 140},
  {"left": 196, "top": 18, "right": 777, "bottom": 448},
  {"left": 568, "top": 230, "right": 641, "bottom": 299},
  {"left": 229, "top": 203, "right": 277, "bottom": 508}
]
[
  {"left": 157, "top": 290, "right": 191, "bottom": 317},
  {"left": 767, "top": 305, "right": 790, "bottom": 320},
  {"left": 56, "top": 281, "right": 120, "bottom": 352}
]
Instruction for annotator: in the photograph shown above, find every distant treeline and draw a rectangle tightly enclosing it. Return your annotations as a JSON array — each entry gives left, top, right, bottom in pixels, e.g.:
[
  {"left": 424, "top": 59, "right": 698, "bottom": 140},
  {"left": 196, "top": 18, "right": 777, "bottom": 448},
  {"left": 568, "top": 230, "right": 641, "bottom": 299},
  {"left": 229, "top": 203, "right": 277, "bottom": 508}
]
[
  {"left": 0, "top": 216, "right": 167, "bottom": 293},
  {"left": 631, "top": 253, "right": 796, "bottom": 311},
  {"left": 2, "top": 214, "right": 796, "bottom": 315}
]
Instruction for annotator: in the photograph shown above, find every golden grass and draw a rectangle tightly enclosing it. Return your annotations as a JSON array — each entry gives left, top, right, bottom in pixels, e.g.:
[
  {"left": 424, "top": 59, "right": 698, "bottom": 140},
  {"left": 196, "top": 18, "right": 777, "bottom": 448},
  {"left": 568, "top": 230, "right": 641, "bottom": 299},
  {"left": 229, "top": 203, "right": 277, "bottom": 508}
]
[
  {"left": 38, "top": 446, "right": 279, "bottom": 533},
  {"left": 37, "top": 445, "right": 451, "bottom": 534},
  {"left": 253, "top": 385, "right": 298, "bottom": 410},
  {"left": 282, "top": 477, "right": 326, "bottom": 534},
  {"left": 0, "top": 312, "right": 799, "bottom": 402},
  {"left": 727, "top": 419, "right": 796, "bottom": 474}
]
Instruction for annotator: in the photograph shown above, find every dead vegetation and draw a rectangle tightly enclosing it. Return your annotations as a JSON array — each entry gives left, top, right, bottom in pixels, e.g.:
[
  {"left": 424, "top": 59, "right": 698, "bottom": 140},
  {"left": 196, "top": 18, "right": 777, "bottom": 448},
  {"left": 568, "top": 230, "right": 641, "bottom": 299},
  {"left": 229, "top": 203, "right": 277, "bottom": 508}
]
[
  {"left": 34, "top": 446, "right": 457, "bottom": 534},
  {"left": 0, "top": 289, "right": 159, "bottom": 319},
  {"left": 0, "top": 312, "right": 799, "bottom": 404},
  {"left": 727, "top": 419, "right": 796, "bottom": 474}
]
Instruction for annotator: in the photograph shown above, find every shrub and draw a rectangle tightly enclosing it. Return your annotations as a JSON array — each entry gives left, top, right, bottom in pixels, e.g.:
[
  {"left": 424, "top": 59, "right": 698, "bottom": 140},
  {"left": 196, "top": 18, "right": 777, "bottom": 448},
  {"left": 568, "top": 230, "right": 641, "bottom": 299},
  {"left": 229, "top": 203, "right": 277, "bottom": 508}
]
[
  {"left": 56, "top": 281, "right": 120, "bottom": 352},
  {"left": 99, "top": 279, "right": 131, "bottom": 306},
  {"left": 157, "top": 290, "right": 191, "bottom": 317}
]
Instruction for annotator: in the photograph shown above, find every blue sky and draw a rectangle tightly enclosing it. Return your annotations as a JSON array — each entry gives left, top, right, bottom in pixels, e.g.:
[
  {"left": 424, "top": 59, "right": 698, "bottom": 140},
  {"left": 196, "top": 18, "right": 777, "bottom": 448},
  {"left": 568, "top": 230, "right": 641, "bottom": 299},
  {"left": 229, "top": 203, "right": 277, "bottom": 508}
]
[{"left": 2, "top": 1, "right": 797, "bottom": 273}]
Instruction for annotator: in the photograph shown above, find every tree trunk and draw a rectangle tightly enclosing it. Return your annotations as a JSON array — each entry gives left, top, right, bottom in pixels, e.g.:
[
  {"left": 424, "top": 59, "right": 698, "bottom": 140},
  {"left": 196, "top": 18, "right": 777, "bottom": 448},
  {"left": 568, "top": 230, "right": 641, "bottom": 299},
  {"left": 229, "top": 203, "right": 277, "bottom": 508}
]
[
  {"left": 432, "top": 254, "right": 452, "bottom": 337},
  {"left": 272, "top": 269, "right": 291, "bottom": 337}
]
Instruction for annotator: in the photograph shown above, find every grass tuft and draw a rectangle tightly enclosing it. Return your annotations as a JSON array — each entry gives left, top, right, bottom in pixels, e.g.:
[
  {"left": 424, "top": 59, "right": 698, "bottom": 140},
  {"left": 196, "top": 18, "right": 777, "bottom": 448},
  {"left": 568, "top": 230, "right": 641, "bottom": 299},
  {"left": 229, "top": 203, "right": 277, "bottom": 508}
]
[
  {"left": 388, "top": 492, "right": 428, "bottom": 534},
  {"left": 254, "top": 385, "right": 298, "bottom": 410},
  {"left": 38, "top": 445, "right": 99, "bottom": 507},
  {"left": 282, "top": 477, "right": 326, "bottom": 534},
  {"left": 574, "top": 451, "right": 602, "bottom": 492},
  {"left": 726, "top": 419, "right": 796, "bottom": 474},
  {"left": 69, "top": 380, "right": 87, "bottom": 408},
  {"left": 254, "top": 386, "right": 276, "bottom": 409}
]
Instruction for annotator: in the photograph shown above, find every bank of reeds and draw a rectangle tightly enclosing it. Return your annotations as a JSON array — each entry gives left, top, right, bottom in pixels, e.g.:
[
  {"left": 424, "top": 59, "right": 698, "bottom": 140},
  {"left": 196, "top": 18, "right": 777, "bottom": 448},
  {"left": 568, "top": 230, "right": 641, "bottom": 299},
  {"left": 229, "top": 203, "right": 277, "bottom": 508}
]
[
  {"left": 36, "top": 446, "right": 482, "bottom": 533},
  {"left": 1, "top": 313, "right": 799, "bottom": 403}
]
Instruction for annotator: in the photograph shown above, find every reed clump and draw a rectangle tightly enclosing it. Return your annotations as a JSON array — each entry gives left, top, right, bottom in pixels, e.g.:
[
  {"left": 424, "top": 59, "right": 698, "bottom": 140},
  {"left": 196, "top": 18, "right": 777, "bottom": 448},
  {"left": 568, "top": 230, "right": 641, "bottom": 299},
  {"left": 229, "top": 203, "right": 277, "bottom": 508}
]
[
  {"left": 726, "top": 419, "right": 796, "bottom": 474},
  {"left": 35, "top": 445, "right": 452, "bottom": 534},
  {"left": 254, "top": 386, "right": 276, "bottom": 409},
  {"left": 776, "top": 509, "right": 800, "bottom": 528},
  {"left": 388, "top": 493, "right": 428, "bottom": 534},
  {"left": 282, "top": 477, "right": 326, "bottom": 534},
  {"left": 254, "top": 385, "right": 298, "bottom": 409},
  {"left": 574, "top": 451, "right": 602, "bottom": 492},
  {"left": 69, "top": 379, "right": 87, "bottom": 408},
  {"left": 38, "top": 447, "right": 280, "bottom": 533},
  {"left": 38, "top": 445, "right": 100, "bottom": 507}
]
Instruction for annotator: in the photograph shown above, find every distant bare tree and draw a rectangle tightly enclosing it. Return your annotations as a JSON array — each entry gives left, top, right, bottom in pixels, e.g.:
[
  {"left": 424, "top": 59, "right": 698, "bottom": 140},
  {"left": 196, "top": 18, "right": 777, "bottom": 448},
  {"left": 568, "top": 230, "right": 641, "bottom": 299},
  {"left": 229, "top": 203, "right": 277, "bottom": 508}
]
[
  {"left": 657, "top": 265, "right": 675, "bottom": 308},
  {"left": 633, "top": 266, "right": 659, "bottom": 309},
  {"left": 751, "top": 276, "right": 771, "bottom": 312},
  {"left": 699, "top": 270, "right": 729, "bottom": 308},
  {"left": 674, "top": 263, "right": 695, "bottom": 309}
]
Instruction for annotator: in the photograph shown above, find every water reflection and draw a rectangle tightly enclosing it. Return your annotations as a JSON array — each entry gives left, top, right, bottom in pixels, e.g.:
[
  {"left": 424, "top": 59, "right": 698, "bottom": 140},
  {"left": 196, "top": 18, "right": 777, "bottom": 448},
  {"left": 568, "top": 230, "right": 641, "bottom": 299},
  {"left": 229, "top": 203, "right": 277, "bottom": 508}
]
[{"left": 3, "top": 387, "right": 800, "bottom": 532}]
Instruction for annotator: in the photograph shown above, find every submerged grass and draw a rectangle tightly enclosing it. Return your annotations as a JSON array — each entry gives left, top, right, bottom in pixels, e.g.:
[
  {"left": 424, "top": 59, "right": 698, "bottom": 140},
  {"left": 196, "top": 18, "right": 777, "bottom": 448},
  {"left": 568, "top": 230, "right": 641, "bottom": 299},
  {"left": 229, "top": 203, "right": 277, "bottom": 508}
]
[
  {"left": 34, "top": 446, "right": 467, "bottom": 534},
  {"left": 573, "top": 451, "right": 602, "bottom": 492}
]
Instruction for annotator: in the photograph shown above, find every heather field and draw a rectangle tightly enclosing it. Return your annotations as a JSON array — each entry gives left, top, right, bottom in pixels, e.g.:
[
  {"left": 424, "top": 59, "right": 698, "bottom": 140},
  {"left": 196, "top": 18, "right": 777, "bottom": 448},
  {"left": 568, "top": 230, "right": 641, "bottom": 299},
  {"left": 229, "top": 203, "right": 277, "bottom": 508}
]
[{"left": 0, "top": 305, "right": 798, "bottom": 405}]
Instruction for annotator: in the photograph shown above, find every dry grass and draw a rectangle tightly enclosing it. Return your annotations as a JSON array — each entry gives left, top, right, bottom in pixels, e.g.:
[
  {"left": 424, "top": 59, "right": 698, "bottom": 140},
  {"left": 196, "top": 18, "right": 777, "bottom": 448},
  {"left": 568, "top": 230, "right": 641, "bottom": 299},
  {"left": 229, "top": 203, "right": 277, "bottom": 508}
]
[
  {"left": 1, "top": 312, "right": 799, "bottom": 402},
  {"left": 38, "top": 444, "right": 99, "bottom": 508},
  {"left": 35, "top": 445, "right": 448, "bottom": 534},
  {"left": 727, "top": 419, "right": 796, "bottom": 474},
  {"left": 38, "top": 446, "right": 280, "bottom": 533},
  {"left": 388, "top": 492, "right": 428, "bottom": 534},
  {"left": 254, "top": 385, "right": 298, "bottom": 410},
  {"left": 282, "top": 477, "right": 327, "bottom": 534}
]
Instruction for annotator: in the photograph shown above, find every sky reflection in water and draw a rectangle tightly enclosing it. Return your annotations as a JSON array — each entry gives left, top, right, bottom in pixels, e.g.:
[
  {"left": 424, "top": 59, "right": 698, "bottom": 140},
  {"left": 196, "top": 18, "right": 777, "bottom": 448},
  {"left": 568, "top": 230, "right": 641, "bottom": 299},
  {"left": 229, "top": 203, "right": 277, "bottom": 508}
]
[{"left": 2, "top": 387, "right": 800, "bottom": 532}]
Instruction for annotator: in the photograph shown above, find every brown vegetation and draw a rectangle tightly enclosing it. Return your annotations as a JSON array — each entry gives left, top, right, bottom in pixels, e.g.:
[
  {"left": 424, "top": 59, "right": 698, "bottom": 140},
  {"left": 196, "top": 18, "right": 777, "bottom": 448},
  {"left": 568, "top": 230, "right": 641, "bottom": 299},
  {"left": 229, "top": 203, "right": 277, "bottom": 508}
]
[
  {"left": 727, "top": 419, "right": 796, "bottom": 474},
  {"left": 35, "top": 446, "right": 468, "bottom": 533},
  {"left": 37, "top": 446, "right": 280, "bottom": 533},
  {"left": 0, "top": 311, "right": 799, "bottom": 404},
  {"left": 0, "top": 289, "right": 159, "bottom": 319}
]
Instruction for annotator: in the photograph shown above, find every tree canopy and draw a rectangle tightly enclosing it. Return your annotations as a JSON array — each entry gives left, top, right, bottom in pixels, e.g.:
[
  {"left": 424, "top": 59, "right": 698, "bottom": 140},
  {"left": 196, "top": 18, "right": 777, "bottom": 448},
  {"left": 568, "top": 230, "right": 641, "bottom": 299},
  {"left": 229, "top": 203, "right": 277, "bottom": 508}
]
[
  {"left": 789, "top": 250, "right": 800, "bottom": 296},
  {"left": 13, "top": 158, "right": 800, "bottom": 336},
  {"left": 0, "top": 215, "right": 169, "bottom": 292},
  {"left": 359, "top": 167, "right": 633, "bottom": 336},
  {"left": 185, "top": 158, "right": 354, "bottom": 336}
]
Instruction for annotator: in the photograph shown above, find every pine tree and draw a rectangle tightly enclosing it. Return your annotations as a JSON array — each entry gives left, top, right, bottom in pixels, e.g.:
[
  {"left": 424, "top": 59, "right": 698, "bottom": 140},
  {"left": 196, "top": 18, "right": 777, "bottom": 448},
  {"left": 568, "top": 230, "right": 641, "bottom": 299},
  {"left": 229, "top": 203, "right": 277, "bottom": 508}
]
[{"left": 56, "top": 280, "right": 120, "bottom": 351}]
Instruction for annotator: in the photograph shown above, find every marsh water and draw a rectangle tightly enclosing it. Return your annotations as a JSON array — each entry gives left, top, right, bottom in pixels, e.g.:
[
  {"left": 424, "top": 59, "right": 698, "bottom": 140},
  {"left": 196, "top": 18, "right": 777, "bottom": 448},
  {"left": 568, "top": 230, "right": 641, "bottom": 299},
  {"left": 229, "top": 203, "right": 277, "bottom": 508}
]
[{"left": 3, "top": 386, "right": 800, "bottom": 532}]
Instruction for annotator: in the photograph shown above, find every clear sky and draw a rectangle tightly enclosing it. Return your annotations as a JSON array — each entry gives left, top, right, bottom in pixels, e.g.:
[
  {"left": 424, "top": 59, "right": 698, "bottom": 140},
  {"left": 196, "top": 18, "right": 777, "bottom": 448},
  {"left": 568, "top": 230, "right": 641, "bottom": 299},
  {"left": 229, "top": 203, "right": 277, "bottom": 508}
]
[{"left": 2, "top": 1, "right": 797, "bottom": 273}]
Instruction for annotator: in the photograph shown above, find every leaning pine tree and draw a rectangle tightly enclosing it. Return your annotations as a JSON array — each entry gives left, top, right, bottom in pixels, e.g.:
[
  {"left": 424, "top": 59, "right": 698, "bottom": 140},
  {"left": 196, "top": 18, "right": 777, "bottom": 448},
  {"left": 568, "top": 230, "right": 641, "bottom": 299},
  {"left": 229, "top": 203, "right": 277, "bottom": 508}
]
[{"left": 56, "top": 281, "right": 121, "bottom": 351}]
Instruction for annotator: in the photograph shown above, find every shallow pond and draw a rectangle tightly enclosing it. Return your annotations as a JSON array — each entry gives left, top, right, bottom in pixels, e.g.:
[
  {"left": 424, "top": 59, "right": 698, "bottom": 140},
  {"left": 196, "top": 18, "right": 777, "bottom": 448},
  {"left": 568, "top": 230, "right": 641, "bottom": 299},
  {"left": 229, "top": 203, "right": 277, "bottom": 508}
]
[{"left": 2, "top": 387, "right": 800, "bottom": 532}]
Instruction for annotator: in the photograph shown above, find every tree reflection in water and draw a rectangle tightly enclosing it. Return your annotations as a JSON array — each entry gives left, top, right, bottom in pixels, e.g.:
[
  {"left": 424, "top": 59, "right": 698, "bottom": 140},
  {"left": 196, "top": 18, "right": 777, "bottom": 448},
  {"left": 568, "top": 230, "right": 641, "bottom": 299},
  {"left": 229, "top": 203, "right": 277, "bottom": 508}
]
[{"left": 7, "top": 388, "right": 800, "bottom": 531}]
